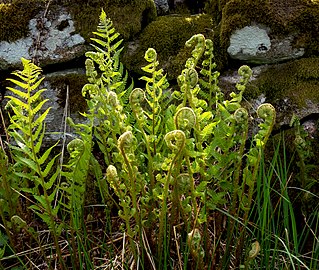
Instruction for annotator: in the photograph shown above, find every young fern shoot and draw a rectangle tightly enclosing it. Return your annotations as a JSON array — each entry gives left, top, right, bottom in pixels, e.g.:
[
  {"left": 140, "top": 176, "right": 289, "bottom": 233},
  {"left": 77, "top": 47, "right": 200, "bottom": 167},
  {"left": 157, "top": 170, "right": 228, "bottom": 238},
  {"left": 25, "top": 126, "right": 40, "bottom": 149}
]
[{"left": 5, "top": 58, "right": 64, "bottom": 266}]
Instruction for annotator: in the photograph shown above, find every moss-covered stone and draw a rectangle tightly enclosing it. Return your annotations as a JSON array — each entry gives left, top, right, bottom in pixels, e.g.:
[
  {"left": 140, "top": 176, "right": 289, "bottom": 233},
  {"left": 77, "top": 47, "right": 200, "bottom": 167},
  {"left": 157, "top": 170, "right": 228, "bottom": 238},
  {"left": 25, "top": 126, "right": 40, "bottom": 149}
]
[
  {"left": 246, "top": 57, "right": 319, "bottom": 106},
  {"left": 0, "top": 0, "right": 44, "bottom": 42},
  {"left": 214, "top": 0, "right": 319, "bottom": 68},
  {"left": 47, "top": 71, "right": 88, "bottom": 114},
  {"left": 122, "top": 14, "right": 213, "bottom": 79},
  {"left": 61, "top": 0, "right": 157, "bottom": 41},
  {"left": 0, "top": 0, "right": 156, "bottom": 43}
]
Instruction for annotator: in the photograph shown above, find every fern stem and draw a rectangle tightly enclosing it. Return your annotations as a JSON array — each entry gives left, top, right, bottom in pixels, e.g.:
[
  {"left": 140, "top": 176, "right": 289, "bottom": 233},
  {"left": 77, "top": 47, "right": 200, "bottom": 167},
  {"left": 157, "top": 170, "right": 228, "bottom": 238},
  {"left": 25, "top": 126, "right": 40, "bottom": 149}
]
[
  {"left": 23, "top": 68, "right": 66, "bottom": 269},
  {"left": 158, "top": 130, "right": 185, "bottom": 266}
]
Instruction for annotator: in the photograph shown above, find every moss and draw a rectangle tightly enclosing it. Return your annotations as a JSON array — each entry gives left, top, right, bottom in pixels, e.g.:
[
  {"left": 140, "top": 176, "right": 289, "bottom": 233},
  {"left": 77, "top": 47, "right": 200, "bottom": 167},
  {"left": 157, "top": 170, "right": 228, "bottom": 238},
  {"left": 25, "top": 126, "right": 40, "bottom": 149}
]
[
  {"left": 122, "top": 14, "right": 213, "bottom": 79},
  {"left": 0, "top": 0, "right": 156, "bottom": 43},
  {"left": 204, "top": 0, "right": 227, "bottom": 23},
  {"left": 48, "top": 72, "right": 88, "bottom": 114},
  {"left": 291, "top": 1, "right": 319, "bottom": 54},
  {"left": 0, "top": 0, "right": 44, "bottom": 42},
  {"left": 61, "top": 0, "right": 156, "bottom": 42},
  {"left": 245, "top": 57, "right": 319, "bottom": 108}
]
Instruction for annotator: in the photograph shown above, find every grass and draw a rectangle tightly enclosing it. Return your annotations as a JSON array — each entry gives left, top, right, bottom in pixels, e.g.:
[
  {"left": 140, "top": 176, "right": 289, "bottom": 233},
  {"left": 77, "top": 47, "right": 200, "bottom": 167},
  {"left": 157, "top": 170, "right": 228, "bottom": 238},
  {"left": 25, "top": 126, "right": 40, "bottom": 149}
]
[
  {"left": 0, "top": 130, "right": 318, "bottom": 269},
  {"left": 248, "top": 136, "right": 319, "bottom": 269}
]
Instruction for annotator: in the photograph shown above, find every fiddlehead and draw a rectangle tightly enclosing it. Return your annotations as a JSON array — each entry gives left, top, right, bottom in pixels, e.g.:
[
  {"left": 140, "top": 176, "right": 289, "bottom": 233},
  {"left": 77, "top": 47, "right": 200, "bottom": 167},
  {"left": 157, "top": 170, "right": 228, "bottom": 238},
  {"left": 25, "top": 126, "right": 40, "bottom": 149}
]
[
  {"left": 234, "top": 107, "right": 249, "bottom": 125},
  {"left": 144, "top": 47, "right": 158, "bottom": 63},
  {"left": 140, "top": 47, "right": 168, "bottom": 154},
  {"left": 107, "top": 91, "right": 120, "bottom": 108},
  {"left": 106, "top": 165, "right": 119, "bottom": 193},
  {"left": 186, "top": 68, "right": 199, "bottom": 89},
  {"left": 158, "top": 129, "right": 186, "bottom": 259},
  {"left": 255, "top": 103, "right": 276, "bottom": 146},
  {"left": 118, "top": 130, "right": 135, "bottom": 153},
  {"left": 129, "top": 88, "right": 146, "bottom": 122},
  {"left": 199, "top": 38, "right": 222, "bottom": 107},
  {"left": 67, "top": 138, "right": 85, "bottom": 159},
  {"left": 117, "top": 131, "right": 140, "bottom": 231},
  {"left": 237, "top": 65, "right": 252, "bottom": 90},
  {"left": 105, "top": 163, "right": 137, "bottom": 259},
  {"left": 164, "top": 130, "right": 186, "bottom": 153},
  {"left": 234, "top": 108, "right": 249, "bottom": 139},
  {"left": 185, "top": 34, "right": 206, "bottom": 67},
  {"left": 174, "top": 107, "right": 196, "bottom": 132}
]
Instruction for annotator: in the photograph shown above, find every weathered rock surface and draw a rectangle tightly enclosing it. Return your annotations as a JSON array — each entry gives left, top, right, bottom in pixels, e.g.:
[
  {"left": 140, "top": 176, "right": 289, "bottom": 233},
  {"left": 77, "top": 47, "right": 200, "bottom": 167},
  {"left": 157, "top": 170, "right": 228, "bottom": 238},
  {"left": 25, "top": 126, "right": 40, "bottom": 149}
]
[
  {"left": 0, "top": 7, "right": 86, "bottom": 70},
  {"left": 38, "top": 68, "right": 87, "bottom": 142},
  {"left": 227, "top": 25, "right": 305, "bottom": 64},
  {"left": 0, "top": 0, "right": 157, "bottom": 71},
  {"left": 219, "top": 0, "right": 319, "bottom": 65},
  {"left": 219, "top": 57, "right": 319, "bottom": 130},
  {"left": 1, "top": 0, "right": 318, "bottom": 146},
  {"left": 154, "top": 0, "right": 169, "bottom": 14}
]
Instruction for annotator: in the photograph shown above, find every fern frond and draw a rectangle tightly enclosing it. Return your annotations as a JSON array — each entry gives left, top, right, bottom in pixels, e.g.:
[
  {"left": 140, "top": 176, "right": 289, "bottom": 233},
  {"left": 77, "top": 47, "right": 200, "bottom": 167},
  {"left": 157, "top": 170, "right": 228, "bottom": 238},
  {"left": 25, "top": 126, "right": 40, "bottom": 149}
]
[{"left": 5, "top": 58, "right": 62, "bottom": 249}]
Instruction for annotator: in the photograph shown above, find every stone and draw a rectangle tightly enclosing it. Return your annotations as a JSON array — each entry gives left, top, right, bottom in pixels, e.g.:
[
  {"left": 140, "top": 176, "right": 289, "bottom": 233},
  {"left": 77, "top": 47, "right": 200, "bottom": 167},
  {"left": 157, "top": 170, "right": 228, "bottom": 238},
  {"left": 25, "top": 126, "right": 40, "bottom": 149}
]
[
  {"left": 227, "top": 25, "right": 305, "bottom": 64},
  {"left": 218, "top": 0, "right": 319, "bottom": 67},
  {"left": 39, "top": 68, "right": 88, "bottom": 143},
  {"left": 219, "top": 58, "right": 319, "bottom": 131},
  {"left": 0, "top": 7, "right": 86, "bottom": 70},
  {"left": 154, "top": 0, "right": 170, "bottom": 14},
  {"left": 122, "top": 14, "right": 213, "bottom": 79}
]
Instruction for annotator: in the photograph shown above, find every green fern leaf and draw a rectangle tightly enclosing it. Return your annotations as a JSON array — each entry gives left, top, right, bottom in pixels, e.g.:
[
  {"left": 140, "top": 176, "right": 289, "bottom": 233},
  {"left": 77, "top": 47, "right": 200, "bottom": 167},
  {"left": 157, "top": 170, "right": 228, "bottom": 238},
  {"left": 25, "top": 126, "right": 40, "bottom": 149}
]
[
  {"left": 5, "top": 87, "right": 28, "bottom": 100},
  {"left": 44, "top": 167, "right": 59, "bottom": 190},
  {"left": 32, "top": 108, "right": 50, "bottom": 128},
  {"left": 14, "top": 156, "right": 38, "bottom": 172},
  {"left": 38, "top": 142, "right": 59, "bottom": 165},
  {"left": 32, "top": 99, "right": 49, "bottom": 116},
  {"left": 5, "top": 96, "right": 28, "bottom": 109}
]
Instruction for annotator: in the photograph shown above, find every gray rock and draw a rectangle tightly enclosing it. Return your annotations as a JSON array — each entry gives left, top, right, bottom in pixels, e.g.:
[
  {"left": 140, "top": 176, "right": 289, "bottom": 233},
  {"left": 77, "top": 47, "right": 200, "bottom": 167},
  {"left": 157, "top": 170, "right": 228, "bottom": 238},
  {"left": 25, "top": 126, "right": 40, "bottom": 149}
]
[
  {"left": 0, "top": 7, "right": 86, "bottom": 70},
  {"left": 227, "top": 25, "right": 305, "bottom": 64},
  {"left": 154, "top": 0, "right": 170, "bottom": 14},
  {"left": 219, "top": 62, "right": 319, "bottom": 132},
  {"left": 42, "top": 68, "right": 87, "bottom": 142}
]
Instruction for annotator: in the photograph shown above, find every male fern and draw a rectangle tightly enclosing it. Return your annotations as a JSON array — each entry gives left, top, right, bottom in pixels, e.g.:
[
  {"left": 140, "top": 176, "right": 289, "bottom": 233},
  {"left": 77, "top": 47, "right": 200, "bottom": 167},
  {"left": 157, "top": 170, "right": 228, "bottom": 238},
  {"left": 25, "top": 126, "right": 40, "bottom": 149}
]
[{"left": 5, "top": 58, "right": 64, "bottom": 267}]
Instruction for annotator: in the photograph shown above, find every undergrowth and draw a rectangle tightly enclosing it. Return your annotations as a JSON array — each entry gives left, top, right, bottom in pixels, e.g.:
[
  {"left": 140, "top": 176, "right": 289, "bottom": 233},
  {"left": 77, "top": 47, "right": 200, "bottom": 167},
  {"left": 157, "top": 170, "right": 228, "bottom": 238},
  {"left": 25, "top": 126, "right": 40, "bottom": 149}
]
[{"left": 0, "top": 9, "right": 318, "bottom": 270}]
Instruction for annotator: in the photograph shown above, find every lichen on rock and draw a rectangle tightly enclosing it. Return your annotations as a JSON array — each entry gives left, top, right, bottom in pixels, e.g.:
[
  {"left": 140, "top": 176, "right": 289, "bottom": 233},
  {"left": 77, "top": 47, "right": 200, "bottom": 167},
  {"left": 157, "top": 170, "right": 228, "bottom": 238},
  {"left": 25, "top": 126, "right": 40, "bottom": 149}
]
[
  {"left": 0, "top": 0, "right": 157, "bottom": 71},
  {"left": 227, "top": 24, "right": 305, "bottom": 64},
  {"left": 227, "top": 25, "right": 271, "bottom": 60},
  {"left": 0, "top": 5, "right": 86, "bottom": 70},
  {"left": 216, "top": 0, "right": 319, "bottom": 66}
]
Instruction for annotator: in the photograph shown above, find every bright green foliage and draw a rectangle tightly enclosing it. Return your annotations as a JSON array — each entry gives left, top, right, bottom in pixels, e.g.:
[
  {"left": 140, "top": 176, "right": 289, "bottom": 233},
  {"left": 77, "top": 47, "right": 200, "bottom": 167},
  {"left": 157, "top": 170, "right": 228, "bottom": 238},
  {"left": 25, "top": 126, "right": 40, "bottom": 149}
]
[
  {"left": 61, "top": 137, "right": 90, "bottom": 220},
  {"left": 5, "top": 59, "right": 60, "bottom": 228},
  {"left": 78, "top": 14, "right": 276, "bottom": 268},
  {"left": 104, "top": 28, "right": 276, "bottom": 268},
  {"left": 2, "top": 11, "right": 305, "bottom": 270},
  {"left": 3, "top": 58, "right": 65, "bottom": 267},
  {"left": 82, "top": 9, "right": 133, "bottom": 167}
]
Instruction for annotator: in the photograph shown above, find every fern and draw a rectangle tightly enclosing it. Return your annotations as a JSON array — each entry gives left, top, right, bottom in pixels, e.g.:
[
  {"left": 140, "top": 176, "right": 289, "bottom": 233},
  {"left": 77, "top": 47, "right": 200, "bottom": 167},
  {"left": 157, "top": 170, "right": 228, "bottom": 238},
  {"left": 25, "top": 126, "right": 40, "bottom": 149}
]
[
  {"left": 5, "top": 58, "right": 64, "bottom": 266},
  {"left": 139, "top": 48, "right": 170, "bottom": 154},
  {"left": 86, "top": 8, "right": 133, "bottom": 104},
  {"left": 82, "top": 9, "right": 132, "bottom": 168},
  {"left": 199, "top": 38, "right": 221, "bottom": 108},
  {"left": 61, "top": 136, "right": 90, "bottom": 221}
]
